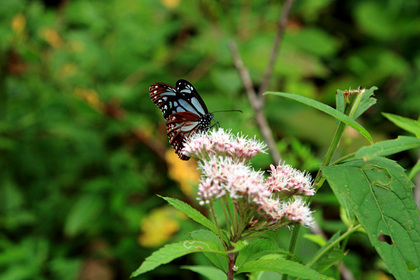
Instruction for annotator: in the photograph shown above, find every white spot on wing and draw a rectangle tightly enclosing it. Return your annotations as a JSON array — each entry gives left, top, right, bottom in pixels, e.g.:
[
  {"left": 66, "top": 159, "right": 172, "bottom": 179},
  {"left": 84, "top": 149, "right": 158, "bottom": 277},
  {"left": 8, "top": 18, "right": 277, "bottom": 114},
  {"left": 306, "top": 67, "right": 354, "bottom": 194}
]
[
  {"left": 190, "top": 97, "right": 205, "bottom": 114},
  {"left": 181, "top": 122, "right": 198, "bottom": 132},
  {"left": 180, "top": 89, "right": 192, "bottom": 94},
  {"left": 178, "top": 99, "right": 199, "bottom": 114},
  {"left": 162, "top": 90, "right": 177, "bottom": 96}
]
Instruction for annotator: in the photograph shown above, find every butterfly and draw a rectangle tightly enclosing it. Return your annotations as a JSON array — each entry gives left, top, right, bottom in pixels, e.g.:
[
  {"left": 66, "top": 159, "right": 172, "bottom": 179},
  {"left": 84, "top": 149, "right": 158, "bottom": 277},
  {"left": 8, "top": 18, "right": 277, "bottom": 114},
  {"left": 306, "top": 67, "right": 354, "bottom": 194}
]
[{"left": 149, "top": 79, "right": 214, "bottom": 160}]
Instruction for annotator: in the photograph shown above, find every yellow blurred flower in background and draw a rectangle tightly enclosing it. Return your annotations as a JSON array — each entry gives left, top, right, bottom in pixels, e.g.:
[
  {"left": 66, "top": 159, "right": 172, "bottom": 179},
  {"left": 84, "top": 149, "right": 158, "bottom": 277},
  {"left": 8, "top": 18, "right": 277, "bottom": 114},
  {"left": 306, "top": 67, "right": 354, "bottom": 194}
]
[
  {"left": 69, "top": 40, "right": 85, "bottom": 53},
  {"left": 39, "top": 27, "right": 63, "bottom": 48},
  {"left": 161, "top": 0, "right": 181, "bottom": 9},
  {"left": 165, "top": 150, "right": 200, "bottom": 197},
  {"left": 138, "top": 206, "right": 186, "bottom": 247},
  {"left": 11, "top": 13, "right": 26, "bottom": 34},
  {"left": 74, "top": 87, "right": 105, "bottom": 111},
  {"left": 59, "top": 63, "right": 78, "bottom": 79}
]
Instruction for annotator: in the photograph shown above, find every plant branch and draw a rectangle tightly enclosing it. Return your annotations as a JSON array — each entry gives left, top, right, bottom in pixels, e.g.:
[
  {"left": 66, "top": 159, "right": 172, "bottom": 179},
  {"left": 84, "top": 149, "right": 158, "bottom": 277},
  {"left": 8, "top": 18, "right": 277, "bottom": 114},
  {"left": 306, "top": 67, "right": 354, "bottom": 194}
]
[
  {"left": 229, "top": 0, "right": 295, "bottom": 163},
  {"left": 258, "top": 0, "right": 295, "bottom": 101},
  {"left": 229, "top": 41, "right": 281, "bottom": 163},
  {"left": 306, "top": 224, "right": 362, "bottom": 268},
  {"left": 209, "top": 200, "right": 227, "bottom": 250},
  {"left": 228, "top": 41, "right": 259, "bottom": 107}
]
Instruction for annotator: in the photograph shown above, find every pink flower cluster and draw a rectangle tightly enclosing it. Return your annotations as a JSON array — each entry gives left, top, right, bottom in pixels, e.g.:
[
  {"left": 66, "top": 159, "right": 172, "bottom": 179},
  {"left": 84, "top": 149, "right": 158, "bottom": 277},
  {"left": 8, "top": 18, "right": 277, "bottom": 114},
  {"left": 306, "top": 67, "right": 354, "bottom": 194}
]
[
  {"left": 182, "top": 129, "right": 267, "bottom": 162},
  {"left": 197, "top": 157, "right": 270, "bottom": 205},
  {"left": 184, "top": 128, "right": 315, "bottom": 228},
  {"left": 266, "top": 163, "right": 315, "bottom": 197},
  {"left": 259, "top": 197, "right": 314, "bottom": 226}
]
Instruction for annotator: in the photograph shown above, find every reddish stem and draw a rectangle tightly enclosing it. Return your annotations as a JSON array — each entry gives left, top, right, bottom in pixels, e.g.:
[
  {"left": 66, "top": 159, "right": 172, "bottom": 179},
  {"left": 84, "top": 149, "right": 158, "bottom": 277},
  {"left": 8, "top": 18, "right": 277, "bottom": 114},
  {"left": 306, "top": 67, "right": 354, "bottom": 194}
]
[{"left": 227, "top": 250, "right": 238, "bottom": 280}]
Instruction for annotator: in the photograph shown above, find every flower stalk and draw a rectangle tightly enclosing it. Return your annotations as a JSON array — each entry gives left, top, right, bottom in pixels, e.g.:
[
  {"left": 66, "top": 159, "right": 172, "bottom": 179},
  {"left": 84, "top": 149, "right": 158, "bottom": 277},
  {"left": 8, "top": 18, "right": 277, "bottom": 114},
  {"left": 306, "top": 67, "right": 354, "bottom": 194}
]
[
  {"left": 183, "top": 128, "right": 316, "bottom": 279},
  {"left": 282, "top": 88, "right": 367, "bottom": 280}
]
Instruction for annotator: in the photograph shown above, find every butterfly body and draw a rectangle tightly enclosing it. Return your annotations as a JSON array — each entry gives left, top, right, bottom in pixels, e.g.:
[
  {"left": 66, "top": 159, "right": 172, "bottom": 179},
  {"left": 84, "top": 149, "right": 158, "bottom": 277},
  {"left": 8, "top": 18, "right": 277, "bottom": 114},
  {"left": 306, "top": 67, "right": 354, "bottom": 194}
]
[{"left": 149, "top": 79, "right": 213, "bottom": 160}]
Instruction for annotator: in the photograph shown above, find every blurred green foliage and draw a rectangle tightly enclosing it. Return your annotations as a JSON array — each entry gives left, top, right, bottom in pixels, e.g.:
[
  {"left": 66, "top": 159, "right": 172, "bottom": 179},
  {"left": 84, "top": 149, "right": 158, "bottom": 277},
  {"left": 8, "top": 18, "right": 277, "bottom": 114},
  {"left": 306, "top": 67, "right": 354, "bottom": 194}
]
[{"left": 0, "top": 0, "right": 419, "bottom": 279}]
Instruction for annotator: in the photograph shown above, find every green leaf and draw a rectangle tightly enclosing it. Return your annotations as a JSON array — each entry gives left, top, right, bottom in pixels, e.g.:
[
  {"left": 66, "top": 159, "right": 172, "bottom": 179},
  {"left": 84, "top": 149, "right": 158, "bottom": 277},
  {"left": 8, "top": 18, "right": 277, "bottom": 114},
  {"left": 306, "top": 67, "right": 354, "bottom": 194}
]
[
  {"left": 235, "top": 238, "right": 291, "bottom": 268},
  {"left": 228, "top": 240, "right": 248, "bottom": 253},
  {"left": 408, "top": 159, "right": 420, "bottom": 181},
  {"left": 284, "top": 28, "right": 340, "bottom": 58},
  {"left": 304, "top": 234, "right": 327, "bottom": 247},
  {"left": 336, "top": 90, "right": 345, "bottom": 114},
  {"left": 350, "top": 87, "right": 377, "bottom": 120},
  {"left": 307, "top": 232, "right": 345, "bottom": 273},
  {"left": 265, "top": 91, "right": 373, "bottom": 144},
  {"left": 188, "top": 230, "right": 228, "bottom": 272},
  {"left": 64, "top": 195, "right": 104, "bottom": 237},
  {"left": 159, "top": 196, "right": 219, "bottom": 236},
  {"left": 354, "top": 2, "right": 420, "bottom": 40},
  {"left": 382, "top": 113, "right": 420, "bottom": 137},
  {"left": 131, "top": 240, "right": 228, "bottom": 278},
  {"left": 355, "top": 136, "right": 420, "bottom": 161},
  {"left": 237, "top": 258, "right": 332, "bottom": 280},
  {"left": 182, "top": 265, "right": 227, "bottom": 280},
  {"left": 322, "top": 158, "right": 420, "bottom": 280}
]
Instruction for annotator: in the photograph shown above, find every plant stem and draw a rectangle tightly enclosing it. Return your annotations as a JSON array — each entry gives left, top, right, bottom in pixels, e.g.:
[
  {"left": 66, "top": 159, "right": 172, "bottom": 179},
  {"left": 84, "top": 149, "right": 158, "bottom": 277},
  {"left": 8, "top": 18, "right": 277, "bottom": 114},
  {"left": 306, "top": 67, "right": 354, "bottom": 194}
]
[
  {"left": 333, "top": 152, "right": 356, "bottom": 165},
  {"left": 229, "top": 41, "right": 281, "bottom": 163},
  {"left": 220, "top": 198, "right": 233, "bottom": 237},
  {"left": 209, "top": 200, "right": 227, "bottom": 250},
  {"left": 258, "top": 0, "right": 295, "bottom": 99},
  {"left": 306, "top": 224, "right": 361, "bottom": 268},
  {"left": 282, "top": 102, "right": 353, "bottom": 280},
  {"left": 227, "top": 247, "right": 238, "bottom": 280}
]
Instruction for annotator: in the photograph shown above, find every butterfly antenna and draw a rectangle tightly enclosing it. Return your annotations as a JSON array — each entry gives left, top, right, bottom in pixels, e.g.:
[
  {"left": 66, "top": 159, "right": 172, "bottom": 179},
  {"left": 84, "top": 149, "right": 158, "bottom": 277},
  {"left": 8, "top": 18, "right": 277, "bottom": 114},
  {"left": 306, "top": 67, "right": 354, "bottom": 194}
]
[{"left": 211, "top": 109, "right": 243, "bottom": 114}]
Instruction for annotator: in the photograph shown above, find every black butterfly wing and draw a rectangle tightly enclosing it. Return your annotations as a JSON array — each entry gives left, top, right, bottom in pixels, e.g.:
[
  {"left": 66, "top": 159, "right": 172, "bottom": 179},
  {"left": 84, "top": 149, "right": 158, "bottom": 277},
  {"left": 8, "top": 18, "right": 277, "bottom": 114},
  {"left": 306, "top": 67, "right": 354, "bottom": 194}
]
[
  {"left": 166, "top": 111, "right": 203, "bottom": 160},
  {"left": 149, "top": 80, "right": 213, "bottom": 160},
  {"left": 149, "top": 82, "right": 180, "bottom": 120},
  {"left": 149, "top": 80, "right": 210, "bottom": 119},
  {"left": 175, "top": 79, "right": 210, "bottom": 116}
]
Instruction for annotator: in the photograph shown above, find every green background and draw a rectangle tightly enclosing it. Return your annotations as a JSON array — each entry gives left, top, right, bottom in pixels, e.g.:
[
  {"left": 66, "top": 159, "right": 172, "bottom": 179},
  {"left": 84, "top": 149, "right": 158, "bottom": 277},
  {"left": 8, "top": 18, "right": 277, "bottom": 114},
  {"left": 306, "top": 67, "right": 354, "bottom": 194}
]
[{"left": 1, "top": 0, "right": 419, "bottom": 279}]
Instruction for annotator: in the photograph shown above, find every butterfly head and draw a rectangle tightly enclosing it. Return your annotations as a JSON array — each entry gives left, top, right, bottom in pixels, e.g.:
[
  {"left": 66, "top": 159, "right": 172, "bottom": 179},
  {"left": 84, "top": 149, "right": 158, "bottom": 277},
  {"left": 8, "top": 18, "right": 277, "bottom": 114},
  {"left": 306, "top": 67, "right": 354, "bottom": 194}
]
[{"left": 198, "top": 113, "right": 214, "bottom": 133}]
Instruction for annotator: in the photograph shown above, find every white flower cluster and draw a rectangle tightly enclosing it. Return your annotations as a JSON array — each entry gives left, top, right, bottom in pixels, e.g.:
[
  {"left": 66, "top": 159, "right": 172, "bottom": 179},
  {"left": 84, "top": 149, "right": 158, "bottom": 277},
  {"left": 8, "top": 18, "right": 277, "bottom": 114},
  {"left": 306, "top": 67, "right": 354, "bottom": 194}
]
[
  {"left": 183, "top": 128, "right": 315, "bottom": 228},
  {"left": 183, "top": 128, "right": 267, "bottom": 162}
]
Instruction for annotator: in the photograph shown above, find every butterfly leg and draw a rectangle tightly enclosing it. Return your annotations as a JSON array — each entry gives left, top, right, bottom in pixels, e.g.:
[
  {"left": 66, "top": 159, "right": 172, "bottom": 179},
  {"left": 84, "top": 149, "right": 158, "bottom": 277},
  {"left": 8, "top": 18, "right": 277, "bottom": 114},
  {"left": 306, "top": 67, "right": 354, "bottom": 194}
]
[{"left": 210, "top": 121, "right": 220, "bottom": 129}]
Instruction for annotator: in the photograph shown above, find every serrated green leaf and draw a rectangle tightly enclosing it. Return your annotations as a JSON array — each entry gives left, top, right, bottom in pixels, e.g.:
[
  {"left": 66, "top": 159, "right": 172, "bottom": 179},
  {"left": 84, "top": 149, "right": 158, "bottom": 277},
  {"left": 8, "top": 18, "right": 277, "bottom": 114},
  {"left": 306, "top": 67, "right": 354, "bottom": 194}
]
[
  {"left": 383, "top": 113, "right": 420, "bottom": 137},
  {"left": 355, "top": 136, "right": 420, "bottom": 161},
  {"left": 131, "top": 240, "right": 228, "bottom": 278},
  {"left": 159, "top": 196, "right": 219, "bottom": 235},
  {"left": 265, "top": 91, "right": 373, "bottom": 144},
  {"left": 322, "top": 158, "right": 420, "bottom": 280},
  {"left": 182, "top": 265, "right": 227, "bottom": 280},
  {"left": 188, "top": 230, "right": 228, "bottom": 272},
  {"left": 237, "top": 258, "right": 332, "bottom": 280}
]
